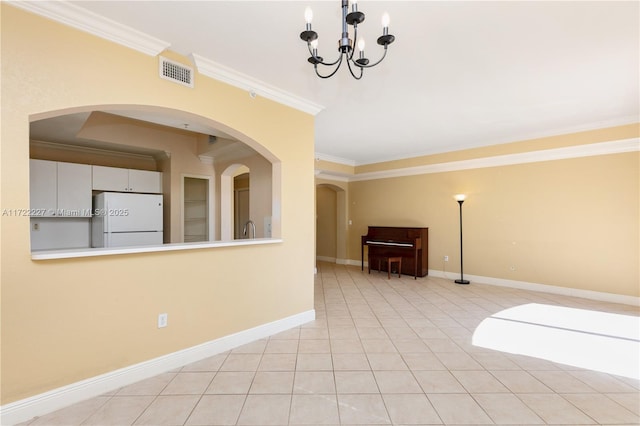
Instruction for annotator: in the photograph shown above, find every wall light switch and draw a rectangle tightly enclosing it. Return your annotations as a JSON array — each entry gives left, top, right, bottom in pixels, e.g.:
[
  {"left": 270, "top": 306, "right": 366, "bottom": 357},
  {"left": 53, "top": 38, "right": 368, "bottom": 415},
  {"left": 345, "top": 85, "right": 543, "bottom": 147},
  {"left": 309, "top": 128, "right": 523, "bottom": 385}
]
[{"left": 158, "top": 313, "right": 168, "bottom": 328}]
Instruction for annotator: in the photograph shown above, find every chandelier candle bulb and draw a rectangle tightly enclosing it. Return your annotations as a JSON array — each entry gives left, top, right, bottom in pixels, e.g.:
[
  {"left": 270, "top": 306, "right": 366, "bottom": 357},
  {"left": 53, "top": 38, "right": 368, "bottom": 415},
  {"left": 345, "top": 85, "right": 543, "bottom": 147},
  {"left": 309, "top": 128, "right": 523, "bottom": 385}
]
[
  {"left": 305, "top": 7, "right": 313, "bottom": 25},
  {"left": 382, "top": 12, "right": 390, "bottom": 35},
  {"left": 352, "top": 0, "right": 358, "bottom": 12}
]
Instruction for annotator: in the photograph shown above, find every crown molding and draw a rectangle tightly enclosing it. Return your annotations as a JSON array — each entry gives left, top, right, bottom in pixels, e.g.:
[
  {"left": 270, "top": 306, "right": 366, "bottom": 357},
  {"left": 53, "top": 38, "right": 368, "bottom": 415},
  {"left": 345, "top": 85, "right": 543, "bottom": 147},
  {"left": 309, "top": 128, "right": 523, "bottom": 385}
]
[
  {"left": 30, "top": 140, "right": 161, "bottom": 162},
  {"left": 314, "top": 152, "right": 357, "bottom": 166},
  {"left": 7, "top": 0, "right": 170, "bottom": 56},
  {"left": 191, "top": 54, "right": 324, "bottom": 116},
  {"left": 198, "top": 155, "right": 214, "bottom": 165},
  {"left": 315, "top": 172, "right": 350, "bottom": 182},
  {"left": 316, "top": 138, "right": 639, "bottom": 182}
]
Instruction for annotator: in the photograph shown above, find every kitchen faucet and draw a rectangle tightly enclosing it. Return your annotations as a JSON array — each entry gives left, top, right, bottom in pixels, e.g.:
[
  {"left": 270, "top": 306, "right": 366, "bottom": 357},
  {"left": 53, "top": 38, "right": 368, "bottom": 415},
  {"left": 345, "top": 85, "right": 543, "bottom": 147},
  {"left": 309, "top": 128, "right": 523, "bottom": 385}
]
[{"left": 243, "top": 220, "right": 256, "bottom": 239}]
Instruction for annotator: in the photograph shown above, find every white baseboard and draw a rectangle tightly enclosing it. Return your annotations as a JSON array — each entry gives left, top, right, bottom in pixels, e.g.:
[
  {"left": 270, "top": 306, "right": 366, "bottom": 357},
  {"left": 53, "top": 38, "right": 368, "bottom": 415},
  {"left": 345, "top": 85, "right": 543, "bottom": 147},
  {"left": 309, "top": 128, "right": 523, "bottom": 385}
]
[
  {"left": 428, "top": 270, "right": 639, "bottom": 306},
  {"left": 316, "top": 257, "right": 357, "bottom": 266},
  {"left": 343, "top": 259, "right": 365, "bottom": 268},
  {"left": 0, "top": 309, "right": 316, "bottom": 426},
  {"left": 323, "top": 259, "right": 639, "bottom": 305}
]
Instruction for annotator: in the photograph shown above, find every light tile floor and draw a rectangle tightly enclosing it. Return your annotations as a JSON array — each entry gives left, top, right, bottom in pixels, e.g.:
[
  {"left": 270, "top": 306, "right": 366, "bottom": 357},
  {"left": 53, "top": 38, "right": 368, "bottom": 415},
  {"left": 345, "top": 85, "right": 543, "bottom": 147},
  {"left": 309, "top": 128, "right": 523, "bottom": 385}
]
[{"left": 18, "top": 262, "right": 640, "bottom": 425}]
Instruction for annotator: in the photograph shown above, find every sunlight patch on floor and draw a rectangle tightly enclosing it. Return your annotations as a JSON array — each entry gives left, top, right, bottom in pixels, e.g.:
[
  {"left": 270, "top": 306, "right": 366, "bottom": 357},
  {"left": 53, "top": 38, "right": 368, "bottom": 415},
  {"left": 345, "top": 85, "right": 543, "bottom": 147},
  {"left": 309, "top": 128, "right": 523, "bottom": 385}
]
[{"left": 472, "top": 303, "right": 640, "bottom": 379}]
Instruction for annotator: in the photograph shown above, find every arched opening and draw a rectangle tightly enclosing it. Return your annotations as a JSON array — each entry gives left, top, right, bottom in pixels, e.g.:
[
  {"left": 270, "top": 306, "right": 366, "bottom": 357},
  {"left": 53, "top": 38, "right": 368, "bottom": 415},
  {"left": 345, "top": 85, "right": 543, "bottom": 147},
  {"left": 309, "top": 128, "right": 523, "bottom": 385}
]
[
  {"left": 315, "top": 183, "right": 347, "bottom": 264},
  {"left": 28, "top": 105, "right": 281, "bottom": 252}
]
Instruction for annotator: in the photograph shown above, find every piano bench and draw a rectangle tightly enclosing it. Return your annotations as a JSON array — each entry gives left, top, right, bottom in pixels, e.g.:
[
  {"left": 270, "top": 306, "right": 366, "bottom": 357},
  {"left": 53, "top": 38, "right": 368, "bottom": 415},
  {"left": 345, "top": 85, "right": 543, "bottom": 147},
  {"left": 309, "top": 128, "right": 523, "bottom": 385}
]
[
  {"left": 369, "top": 256, "right": 402, "bottom": 279},
  {"left": 387, "top": 256, "right": 402, "bottom": 279}
]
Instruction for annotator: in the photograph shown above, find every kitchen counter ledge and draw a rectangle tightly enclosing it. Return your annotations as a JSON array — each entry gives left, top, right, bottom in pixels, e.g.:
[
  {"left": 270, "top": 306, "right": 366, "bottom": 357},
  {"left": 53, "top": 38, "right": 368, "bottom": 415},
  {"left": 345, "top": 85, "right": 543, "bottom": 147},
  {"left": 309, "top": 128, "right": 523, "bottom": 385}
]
[{"left": 31, "top": 238, "right": 283, "bottom": 260}]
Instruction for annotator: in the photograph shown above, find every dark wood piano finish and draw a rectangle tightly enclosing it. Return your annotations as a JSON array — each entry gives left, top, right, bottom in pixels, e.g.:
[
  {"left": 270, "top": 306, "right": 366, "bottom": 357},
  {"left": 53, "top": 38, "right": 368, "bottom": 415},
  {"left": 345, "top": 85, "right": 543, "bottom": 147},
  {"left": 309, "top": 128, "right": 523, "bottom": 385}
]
[{"left": 361, "top": 226, "right": 429, "bottom": 279}]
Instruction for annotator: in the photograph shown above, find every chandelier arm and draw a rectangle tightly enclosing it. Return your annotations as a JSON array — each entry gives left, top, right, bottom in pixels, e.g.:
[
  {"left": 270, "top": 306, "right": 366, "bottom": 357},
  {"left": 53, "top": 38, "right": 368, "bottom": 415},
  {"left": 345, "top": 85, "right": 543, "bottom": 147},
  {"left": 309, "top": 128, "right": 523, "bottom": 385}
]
[
  {"left": 346, "top": 56, "right": 364, "bottom": 80},
  {"left": 314, "top": 54, "right": 345, "bottom": 79},
  {"left": 307, "top": 43, "right": 343, "bottom": 66},
  {"left": 348, "top": 25, "right": 358, "bottom": 61},
  {"left": 356, "top": 45, "right": 389, "bottom": 68}
]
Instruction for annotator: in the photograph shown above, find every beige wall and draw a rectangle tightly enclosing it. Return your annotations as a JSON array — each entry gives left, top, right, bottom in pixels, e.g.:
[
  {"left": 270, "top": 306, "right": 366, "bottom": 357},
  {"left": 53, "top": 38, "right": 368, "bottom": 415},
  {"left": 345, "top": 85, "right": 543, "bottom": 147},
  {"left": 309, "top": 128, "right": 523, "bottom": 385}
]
[
  {"left": 344, "top": 127, "right": 639, "bottom": 298},
  {"left": 1, "top": 4, "right": 315, "bottom": 404}
]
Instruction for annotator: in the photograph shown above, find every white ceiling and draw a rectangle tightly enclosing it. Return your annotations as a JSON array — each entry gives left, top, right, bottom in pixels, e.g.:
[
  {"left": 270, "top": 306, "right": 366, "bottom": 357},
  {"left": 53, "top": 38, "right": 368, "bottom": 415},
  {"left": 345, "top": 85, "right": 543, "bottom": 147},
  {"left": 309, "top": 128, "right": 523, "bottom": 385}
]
[{"left": 33, "top": 1, "right": 640, "bottom": 165}]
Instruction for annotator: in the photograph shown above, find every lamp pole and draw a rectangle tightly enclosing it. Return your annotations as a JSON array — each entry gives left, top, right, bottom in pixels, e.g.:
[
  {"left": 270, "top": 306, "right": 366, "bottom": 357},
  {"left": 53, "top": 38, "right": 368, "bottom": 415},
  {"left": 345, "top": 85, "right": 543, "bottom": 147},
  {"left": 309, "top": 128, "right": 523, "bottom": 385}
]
[{"left": 454, "top": 194, "right": 470, "bottom": 284}]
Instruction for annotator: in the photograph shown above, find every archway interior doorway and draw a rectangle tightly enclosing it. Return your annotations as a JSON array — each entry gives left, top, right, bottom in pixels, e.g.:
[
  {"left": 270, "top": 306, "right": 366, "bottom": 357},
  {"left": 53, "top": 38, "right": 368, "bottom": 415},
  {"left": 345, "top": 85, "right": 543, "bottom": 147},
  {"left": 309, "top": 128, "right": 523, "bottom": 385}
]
[
  {"left": 316, "top": 186, "right": 337, "bottom": 260},
  {"left": 315, "top": 183, "right": 347, "bottom": 265}
]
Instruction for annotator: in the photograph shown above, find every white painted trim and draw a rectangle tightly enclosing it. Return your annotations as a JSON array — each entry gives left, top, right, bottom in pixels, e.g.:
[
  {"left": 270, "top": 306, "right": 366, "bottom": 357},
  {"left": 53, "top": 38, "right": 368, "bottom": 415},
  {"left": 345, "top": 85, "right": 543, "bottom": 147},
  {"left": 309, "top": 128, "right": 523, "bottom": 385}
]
[
  {"left": 30, "top": 140, "right": 158, "bottom": 162},
  {"left": 351, "top": 116, "right": 640, "bottom": 167},
  {"left": 316, "top": 138, "right": 640, "bottom": 182},
  {"left": 335, "top": 258, "right": 351, "bottom": 265},
  {"left": 316, "top": 256, "right": 336, "bottom": 263},
  {"left": 341, "top": 259, "right": 367, "bottom": 269},
  {"left": 427, "top": 270, "right": 640, "bottom": 307},
  {"left": 0, "top": 309, "right": 316, "bottom": 426},
  {"left": 32, "top": 238, "right": 282, "bottom": 260},
  {"left": 197, "top": 155, "right": 214, "bottom": 165},
  {"left": 7, "top": 0, "right": 170, "bottom": 56},
  {"left": 315, "top": 172, "right": 350, "bottom": 183},
  {"left": 191, "top": 54, "right": 324, "bottom": 116},
  {"left": 349, "top": 138, "right": 640, "bottom": 182},
  {"left": 330, "top": 261, "right": 638, "bottom": 305},
  {"left": 314, "top": 152, "right": 357, "bottom": 167}
]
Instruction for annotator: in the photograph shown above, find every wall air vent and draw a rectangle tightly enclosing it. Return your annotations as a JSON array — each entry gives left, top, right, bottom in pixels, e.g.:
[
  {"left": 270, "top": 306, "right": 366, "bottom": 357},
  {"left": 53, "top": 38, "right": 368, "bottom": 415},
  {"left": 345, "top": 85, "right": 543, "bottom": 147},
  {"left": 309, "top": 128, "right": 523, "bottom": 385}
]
[{"left": 159, "top": 56, "right": 194, "bottom": 88}]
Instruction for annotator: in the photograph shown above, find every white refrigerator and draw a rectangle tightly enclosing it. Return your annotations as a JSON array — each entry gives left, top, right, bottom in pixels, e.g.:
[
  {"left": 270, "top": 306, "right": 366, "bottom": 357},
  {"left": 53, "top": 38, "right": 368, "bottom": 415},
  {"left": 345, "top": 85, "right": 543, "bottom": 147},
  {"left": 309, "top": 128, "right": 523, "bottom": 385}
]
[{"left": 91, "top": 192, "right": 163, "bottom": 248}]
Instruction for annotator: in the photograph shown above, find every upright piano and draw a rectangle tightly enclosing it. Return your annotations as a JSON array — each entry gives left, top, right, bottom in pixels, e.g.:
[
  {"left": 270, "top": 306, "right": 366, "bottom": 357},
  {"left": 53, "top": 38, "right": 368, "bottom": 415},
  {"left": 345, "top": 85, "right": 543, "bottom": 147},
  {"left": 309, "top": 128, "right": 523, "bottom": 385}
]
[{"left": 361, "top": 226, "right": 429, "bottom": 279}]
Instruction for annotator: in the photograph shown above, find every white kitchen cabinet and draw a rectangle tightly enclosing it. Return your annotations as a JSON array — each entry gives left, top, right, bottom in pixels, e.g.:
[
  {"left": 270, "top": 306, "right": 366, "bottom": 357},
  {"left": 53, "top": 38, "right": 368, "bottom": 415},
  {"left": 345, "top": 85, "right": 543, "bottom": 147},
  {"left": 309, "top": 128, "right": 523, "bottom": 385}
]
[
  {"left": 129, "top": 169, "right": 163, "bottom": 193},
  {"left": 30, "top": 159, "right": 57, "bottom": 213},
  {"left": 30, "top": 159, "right": 92, "bottom": 217},
  {"left": 92, "top": 165, "right": 162, "bottom": 193}
]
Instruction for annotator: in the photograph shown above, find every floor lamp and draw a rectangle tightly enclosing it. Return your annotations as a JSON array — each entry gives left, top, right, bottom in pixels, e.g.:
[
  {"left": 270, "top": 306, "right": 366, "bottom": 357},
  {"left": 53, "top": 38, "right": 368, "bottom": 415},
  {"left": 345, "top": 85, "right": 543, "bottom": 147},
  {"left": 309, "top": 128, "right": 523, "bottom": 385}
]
[{"left": 454, "top": 194, "right": 470, "bottom": 284}]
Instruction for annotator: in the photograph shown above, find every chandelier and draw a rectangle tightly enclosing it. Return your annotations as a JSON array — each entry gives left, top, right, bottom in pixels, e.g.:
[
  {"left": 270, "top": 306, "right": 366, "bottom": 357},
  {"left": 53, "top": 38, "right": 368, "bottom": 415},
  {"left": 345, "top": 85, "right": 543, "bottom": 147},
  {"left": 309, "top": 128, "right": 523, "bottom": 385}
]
[{"left": 299, "top": 0, "right": 395, "bottom": 80}]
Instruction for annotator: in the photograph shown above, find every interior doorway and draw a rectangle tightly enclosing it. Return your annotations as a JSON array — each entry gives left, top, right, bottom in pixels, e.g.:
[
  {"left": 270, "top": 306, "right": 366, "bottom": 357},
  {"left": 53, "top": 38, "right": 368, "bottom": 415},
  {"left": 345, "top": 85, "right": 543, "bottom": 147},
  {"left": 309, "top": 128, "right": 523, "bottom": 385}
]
[{"left": 315, "top": 183, "right": 347, "bottom": 264}]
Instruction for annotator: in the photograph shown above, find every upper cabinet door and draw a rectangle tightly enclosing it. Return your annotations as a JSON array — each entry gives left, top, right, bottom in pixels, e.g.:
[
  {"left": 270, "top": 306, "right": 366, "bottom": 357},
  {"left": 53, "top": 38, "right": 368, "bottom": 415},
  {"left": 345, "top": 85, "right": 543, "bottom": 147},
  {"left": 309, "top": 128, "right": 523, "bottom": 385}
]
[
  {"left": 57, "top": 162, "right": 92, "bottom": 216},
  {"left": 128, "top": 169, "right": 162, "bottom": 193},
  {"left": 30, "top": 159, "right": 57, "bottom": 216},
  {"left": 92, "top": 165, "right": 129, "bottom": 192},
  {"left": 30, "top": 160, "right": 92, "bottom": 217},
  {"left": 92, "top": 166, "right": 162, "bottom": 193}
]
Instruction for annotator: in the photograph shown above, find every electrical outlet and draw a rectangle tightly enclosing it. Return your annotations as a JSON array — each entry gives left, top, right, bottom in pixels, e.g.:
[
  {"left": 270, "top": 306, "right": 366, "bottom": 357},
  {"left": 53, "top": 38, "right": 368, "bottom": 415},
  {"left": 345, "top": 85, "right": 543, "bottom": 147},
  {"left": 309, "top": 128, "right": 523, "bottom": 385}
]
[
  {"left": 444, "top": 255, "right": 449, "bottom": 262},
  {"left": 158, "top": 313, "right": 168, "bottom": 328}
]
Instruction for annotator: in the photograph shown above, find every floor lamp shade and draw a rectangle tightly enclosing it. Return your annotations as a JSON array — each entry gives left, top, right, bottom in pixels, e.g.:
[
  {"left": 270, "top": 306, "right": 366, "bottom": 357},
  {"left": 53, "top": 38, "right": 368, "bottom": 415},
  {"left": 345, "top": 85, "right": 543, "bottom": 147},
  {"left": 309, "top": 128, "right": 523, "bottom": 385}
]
[{"left": 454, "top": 194, "right": 470, "bottom": 285}]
